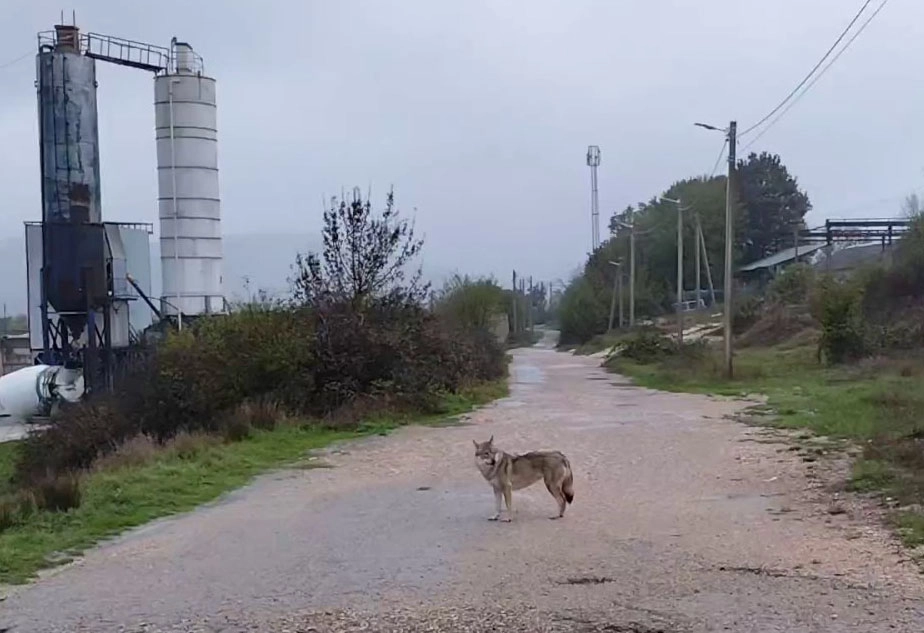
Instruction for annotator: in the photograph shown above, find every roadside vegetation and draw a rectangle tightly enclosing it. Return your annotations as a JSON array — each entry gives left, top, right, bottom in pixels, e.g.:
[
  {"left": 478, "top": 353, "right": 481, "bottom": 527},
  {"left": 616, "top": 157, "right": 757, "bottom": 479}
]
[
  {"left": 0, "top": 189, "right": 517, "bottom": 584},
  {"left": 605, "top": 215, "right": 924, "bottom": 549},
  {"left": 557, "top": 151, "right": 809, "bottom": 347}
]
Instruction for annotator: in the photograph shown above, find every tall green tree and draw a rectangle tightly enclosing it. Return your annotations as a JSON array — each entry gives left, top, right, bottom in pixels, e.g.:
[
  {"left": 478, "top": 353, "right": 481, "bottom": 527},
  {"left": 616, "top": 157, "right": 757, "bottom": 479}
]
[{"left": 736, "top": 152, "right": 811, "bottom": 264}]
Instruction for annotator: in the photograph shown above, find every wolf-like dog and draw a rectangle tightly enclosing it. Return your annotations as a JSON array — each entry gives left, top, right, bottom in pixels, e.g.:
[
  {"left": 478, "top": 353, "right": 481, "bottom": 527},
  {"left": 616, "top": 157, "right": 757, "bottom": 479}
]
[{"left": 473, "top": 435, "right": 574, "bottom": 521}]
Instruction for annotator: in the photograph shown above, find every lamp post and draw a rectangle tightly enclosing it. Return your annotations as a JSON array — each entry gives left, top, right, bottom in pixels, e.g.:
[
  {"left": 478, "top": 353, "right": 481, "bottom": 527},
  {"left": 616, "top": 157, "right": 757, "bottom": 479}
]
[{"left": 694, "top": 120, "right": 737, "bottom": 378}]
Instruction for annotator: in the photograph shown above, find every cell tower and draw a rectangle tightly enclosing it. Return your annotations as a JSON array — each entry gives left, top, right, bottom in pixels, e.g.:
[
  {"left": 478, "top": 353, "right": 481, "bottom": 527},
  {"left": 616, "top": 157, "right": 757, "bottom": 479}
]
[{"left": 586, "top": 145, "right": 601, "bottom": 250}]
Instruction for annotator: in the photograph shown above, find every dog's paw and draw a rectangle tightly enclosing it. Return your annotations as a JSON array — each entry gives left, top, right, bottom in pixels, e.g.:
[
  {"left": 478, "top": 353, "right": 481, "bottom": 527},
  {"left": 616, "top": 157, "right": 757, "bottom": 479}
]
[{"left": 500, "top": 516, "right": 512, "bottom": 523}]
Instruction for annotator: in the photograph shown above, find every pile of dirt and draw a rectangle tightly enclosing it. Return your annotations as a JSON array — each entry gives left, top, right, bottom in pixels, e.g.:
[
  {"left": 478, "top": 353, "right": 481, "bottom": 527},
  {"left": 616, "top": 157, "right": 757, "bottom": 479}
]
[{"left": 738, "top": 304, "right": 819, "bottom": 348}]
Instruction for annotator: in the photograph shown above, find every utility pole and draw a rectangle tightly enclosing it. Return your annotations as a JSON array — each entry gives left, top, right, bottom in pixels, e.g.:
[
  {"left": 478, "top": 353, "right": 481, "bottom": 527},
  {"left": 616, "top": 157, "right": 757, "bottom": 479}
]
[
  {"left": 699, "top": 222, "right": 717, "bottom": 306},
  {"left": 676, "top": 197, "right": 683, "bottom": 346},
  {"left": 694, "top": 213, "right": 701, "bottom": 311},
  {"left": 663, "top": 196, "right": 686, "bottom": 345},
  {"left": 629, "top": 210, "right": 636, "bottom": 327},
  {"left": 618, "top": 267, "right": 624, "bottom": 328},
  {"left": 607, "top": 261, "right": 621, "bottom": 331},
  {"left": 511, "top": 270, "right": 518, "bottom": 336},
  {"left": 723, "top": 121, "right": 737, "bottom": 378}
]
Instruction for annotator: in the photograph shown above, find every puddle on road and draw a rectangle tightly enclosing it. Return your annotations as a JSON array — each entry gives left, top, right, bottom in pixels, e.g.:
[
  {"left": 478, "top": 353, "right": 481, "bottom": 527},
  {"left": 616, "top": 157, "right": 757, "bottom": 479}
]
[{"left": 513, "top": 364, "right": 545, "bottom": 385}]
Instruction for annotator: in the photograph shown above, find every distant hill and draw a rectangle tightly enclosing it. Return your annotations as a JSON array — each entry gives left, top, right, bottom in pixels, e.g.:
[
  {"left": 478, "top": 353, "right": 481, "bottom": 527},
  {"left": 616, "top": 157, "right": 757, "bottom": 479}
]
[{"left": 0, "top": 232, "right": 456, "bottom": 315}]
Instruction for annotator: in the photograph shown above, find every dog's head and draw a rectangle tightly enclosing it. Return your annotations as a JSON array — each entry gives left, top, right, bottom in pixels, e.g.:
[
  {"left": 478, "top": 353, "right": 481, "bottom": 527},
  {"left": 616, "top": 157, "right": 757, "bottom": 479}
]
[{"left": 473, "top": 435, "right": 496, "bottom": 466}]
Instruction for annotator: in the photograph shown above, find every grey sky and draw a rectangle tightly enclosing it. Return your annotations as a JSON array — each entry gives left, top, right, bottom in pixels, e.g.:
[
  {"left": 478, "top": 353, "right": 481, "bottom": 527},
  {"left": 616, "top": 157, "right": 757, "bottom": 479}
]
[{"left": 1, "top": 0, "right": 922, "bottom": 289}]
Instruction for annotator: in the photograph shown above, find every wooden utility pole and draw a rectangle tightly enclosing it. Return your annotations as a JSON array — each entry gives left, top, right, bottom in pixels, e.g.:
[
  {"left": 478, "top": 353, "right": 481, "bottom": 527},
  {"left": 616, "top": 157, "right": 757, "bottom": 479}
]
[
  {"left": 694, "top": 214, "right": 701, "bottom": 311},
  {"left": 699, "top": 222, "right": 717, "bottom": 306},
  {"left": 723, "top": 121, "right": 737, "bottom": 378},
  {"left": 629, "top": 211, "right": 636, "bottom": 327},
  {"left": 676, "top": 198, "right": 684, "bottom": 346},
  {"left": 607, "top": 262, "right": 620, "bottom": 331},
  {"left": 618, "top": 268, "right": 624, "bottom": 328},
  {"left": 511, "top": 270, "right": 518, "bottom": 336}
]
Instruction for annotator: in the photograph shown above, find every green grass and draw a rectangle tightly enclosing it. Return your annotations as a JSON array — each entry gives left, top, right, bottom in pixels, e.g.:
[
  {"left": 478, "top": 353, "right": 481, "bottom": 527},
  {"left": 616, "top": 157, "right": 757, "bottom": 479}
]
[
  {"left": 608, "top": 345, "right": 924, "bottom": 547},
  {"left": 0, "top": 442, "right": 19, "bottom": 496},
  {"left": 0, "top": 381, "right": 506, "bottom": 585}
]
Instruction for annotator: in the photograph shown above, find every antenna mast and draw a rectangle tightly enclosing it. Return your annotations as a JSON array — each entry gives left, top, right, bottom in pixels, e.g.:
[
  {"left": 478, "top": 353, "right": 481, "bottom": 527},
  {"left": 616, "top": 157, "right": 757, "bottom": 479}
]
[{"left": 586, "top": 145, "right": 601, "bottom": 250}]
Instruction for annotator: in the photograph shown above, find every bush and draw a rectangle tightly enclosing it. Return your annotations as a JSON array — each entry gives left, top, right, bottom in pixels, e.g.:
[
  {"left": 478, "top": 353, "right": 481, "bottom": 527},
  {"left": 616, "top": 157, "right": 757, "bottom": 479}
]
[
  {"left": 0, "top": 491, "right": 37, "bottom": 532},
  {"left": 434, "top": 275, "right": 506, "bottom": 331},
  {"left": 14, "top": 301, "right": 506, "bottom": 483},
  {"left": 618, "top": 329, "right": 675, "bottom": 363},
  {"left": 13, "top": 187, "right": 508, "bottom": 485},
  {"left": 767, "top": 264, "right": 813, "bottom": 305},
  {"left": 32, "top": 474, "right": 81, "bottom": 512},
  {"left": 732, "top": 294, "right": 763, "bottom": 334},
  {"left": 558, "top": 277, "right": 608, "bottom": 345},
  {"left": 812, "top": 276, "right": 867, "bottom": 364}
]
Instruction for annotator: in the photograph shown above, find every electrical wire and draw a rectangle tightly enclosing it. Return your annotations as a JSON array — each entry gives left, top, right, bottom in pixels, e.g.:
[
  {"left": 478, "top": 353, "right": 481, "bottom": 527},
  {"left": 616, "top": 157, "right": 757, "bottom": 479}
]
[
  {"left": 708, "top": 138, "right": 728, "bottom": 178},
  {"left": 738, "top": 0, "right": 874, "bottom": 139},
  {"left": 0, "top": 50, "right": 33, "bottom": 71},
  {"left": 742, "top": 0, "right": 890, "bottom": 151}
]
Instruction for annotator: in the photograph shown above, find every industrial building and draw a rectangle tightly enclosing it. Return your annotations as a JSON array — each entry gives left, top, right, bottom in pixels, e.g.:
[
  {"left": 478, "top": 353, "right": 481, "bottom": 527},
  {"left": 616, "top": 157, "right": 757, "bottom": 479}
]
[{"left": 1, "top": 21, "right": 225, "bottom": 423}]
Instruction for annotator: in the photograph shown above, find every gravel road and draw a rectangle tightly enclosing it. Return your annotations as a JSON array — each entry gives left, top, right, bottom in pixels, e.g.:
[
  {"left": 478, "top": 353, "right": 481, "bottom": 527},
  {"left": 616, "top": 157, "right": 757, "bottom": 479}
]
[{"left": 3, "top": 335, "right": 924, "bottom": 632}]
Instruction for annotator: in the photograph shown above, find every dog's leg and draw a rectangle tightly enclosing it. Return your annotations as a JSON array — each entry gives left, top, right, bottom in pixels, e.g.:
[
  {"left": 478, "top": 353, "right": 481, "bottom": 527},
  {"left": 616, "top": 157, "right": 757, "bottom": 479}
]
[
  {"left": 501, "top": 484, "right": 513, "bottom": 522},
  {"left": 545, "top": 480, "right": 566, "bottom": 519},
  {"left": 489, "top": 488, "right": 502, "bottom": 521}
]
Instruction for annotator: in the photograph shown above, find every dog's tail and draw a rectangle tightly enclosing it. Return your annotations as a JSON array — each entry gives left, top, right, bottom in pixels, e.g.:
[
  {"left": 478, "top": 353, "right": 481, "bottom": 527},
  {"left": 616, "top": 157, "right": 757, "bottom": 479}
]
[{"left": 561, "top": 457, "right": 574, "bottom": 504}]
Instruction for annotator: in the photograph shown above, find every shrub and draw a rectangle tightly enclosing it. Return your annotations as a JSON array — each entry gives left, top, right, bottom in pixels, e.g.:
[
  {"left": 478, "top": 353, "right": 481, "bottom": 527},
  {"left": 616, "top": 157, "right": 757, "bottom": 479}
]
[
  {"left": 812, "top": 276, "right": 867, "bottom": 364},
  {"left": 93, "top": 435, "right": 160, "bottom": 472},
  {"left": 732, "top": 293, "right": 763, "bottom": 334},
  {"left": 32, "top": 474, "right": 81, "bottom": 512},
  {"left": 767, "top": 263, "right": 813, "bottom": 305},
  {"left": 618, "top": 329, "right": 675, "bottom": 363},
  {"left": 434, "top": 275, "right": 506, "bottom": 331},
  {"left": 164, "top": 432, "right": 219, "bottom": 460},
  {"left": 0, "top": 497, "right": 16, "bottom": 531},
  {"left": 13, "top": 187, "right": 508, "bottom": 484},
  {"left": 558, "top": 277, "right": 608, "bottom": 345},
  {"left": 15, "top": 398, "right": 132, "bottom": 484}
]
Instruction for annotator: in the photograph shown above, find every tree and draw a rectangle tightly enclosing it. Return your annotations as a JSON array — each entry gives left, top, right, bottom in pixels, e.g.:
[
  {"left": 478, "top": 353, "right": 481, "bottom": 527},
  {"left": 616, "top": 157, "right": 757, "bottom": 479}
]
[
  {"left": 736, "top": 152, "right": 811, "bottom": 264},
  {"left": 901, "top": 192, "right": 923, "bottom": 218},
  {"left": 291, "top": 188, "right": 427, "bottom": 309},
  {"left": 434, "top": 274, "right": 506, "bottom": 330}
]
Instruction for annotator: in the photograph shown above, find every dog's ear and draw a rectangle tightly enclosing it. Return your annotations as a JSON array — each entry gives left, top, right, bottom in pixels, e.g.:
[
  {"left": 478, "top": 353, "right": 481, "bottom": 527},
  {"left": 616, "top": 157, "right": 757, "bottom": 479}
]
[
  {"left": 472, "top": 439, "right": 478, "bottom": 448},
  {"left": 488, "top": 435, "right": 494, "bottom": 445}
]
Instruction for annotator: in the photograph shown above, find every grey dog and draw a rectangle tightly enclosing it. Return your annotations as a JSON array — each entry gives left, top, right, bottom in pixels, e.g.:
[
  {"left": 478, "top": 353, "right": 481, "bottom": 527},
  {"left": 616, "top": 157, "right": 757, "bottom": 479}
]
[{"left": 473, "top": 436, "right": 574, "bottom": 521}]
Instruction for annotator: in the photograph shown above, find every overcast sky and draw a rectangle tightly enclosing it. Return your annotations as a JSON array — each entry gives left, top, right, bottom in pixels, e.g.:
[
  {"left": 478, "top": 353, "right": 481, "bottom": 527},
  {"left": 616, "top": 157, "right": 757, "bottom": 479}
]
[{"left": 1, "top": 0, "right": 922, "bottom": 286}]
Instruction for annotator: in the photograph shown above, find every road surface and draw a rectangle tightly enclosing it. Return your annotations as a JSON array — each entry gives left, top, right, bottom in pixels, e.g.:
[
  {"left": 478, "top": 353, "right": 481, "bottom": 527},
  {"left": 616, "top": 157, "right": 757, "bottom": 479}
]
[{"left": 3, "top": 336, "right": 924, "bottom": 631}]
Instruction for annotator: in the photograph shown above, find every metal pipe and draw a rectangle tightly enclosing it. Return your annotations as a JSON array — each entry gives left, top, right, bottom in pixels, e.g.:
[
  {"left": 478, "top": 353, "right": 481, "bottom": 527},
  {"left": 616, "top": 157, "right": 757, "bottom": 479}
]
[
  {"left": 126, "top": 273, "right": 163, "bottom": 320},
  {"left": 168, "top": 75, "right": 182, "bottom": 331}
]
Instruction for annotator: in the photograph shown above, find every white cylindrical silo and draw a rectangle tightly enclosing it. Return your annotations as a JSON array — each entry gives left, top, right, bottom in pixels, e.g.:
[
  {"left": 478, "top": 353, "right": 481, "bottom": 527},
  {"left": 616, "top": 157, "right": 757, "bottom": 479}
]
[{"left": 154, "top": 42, "right": 224, "bottom": 318}]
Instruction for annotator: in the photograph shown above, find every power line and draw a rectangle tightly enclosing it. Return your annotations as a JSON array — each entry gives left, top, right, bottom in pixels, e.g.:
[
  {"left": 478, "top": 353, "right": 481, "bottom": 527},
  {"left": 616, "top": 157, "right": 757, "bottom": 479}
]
[
  {"left": 0, "top": 50, "right": 33, "bottom": 71},
  {"left": 742, "top": 0, "right": 890, "bottom": 151},
  {"left": 738, "top": 0, "right": 874, "bottom": 139},
  {"left": 708, "top": 138, "right": 728, "bottom": 178}
]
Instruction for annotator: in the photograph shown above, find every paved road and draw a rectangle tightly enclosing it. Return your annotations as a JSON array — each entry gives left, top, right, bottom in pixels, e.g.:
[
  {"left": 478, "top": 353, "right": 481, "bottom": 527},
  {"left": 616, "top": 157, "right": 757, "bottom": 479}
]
[{"left": 4, "top": 338, "right": 924, "bottom": 631}]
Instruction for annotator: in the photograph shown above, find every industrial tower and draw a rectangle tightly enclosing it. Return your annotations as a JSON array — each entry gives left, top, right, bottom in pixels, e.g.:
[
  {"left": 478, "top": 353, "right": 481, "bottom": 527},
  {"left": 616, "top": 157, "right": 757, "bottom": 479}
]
[{"left": 586, "top": 145, "right": 601, "bottom": 251}]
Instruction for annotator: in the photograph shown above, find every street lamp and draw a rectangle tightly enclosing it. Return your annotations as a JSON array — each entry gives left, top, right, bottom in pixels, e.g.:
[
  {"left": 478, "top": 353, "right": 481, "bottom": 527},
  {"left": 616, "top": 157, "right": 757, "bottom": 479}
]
[{"left": 695, "top": 120, "right": 737, "bottom": 378}]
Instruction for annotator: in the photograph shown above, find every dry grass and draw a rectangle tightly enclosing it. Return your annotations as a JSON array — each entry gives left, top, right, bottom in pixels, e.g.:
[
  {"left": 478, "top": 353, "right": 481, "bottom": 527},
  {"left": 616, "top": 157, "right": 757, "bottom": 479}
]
[
  {"left": 93, "top": 435, "right": 161, "bottom": 472},
  {"left": 31, "top": 473, "right": 82, "bottom": 512},
  {"left": 164, "top": 431, "right": 221, "bottom": 459},
  {"left": 738, "top": 304, "right": 819, "bottom": 349}
]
